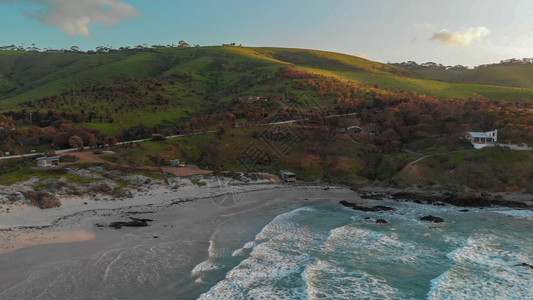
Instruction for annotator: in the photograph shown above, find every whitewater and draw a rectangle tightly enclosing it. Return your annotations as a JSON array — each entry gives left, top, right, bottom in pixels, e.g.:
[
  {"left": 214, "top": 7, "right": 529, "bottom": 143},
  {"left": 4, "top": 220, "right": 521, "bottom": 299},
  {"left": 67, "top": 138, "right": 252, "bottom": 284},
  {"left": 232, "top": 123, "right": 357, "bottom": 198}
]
[{"left": 196, "top": 201, "right": 533, "bottom": 299}]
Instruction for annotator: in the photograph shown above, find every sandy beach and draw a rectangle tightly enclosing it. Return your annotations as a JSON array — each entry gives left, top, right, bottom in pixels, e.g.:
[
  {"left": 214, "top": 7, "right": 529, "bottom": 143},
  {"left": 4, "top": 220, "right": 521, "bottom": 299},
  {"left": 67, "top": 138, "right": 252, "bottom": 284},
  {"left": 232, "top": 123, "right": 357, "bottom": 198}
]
[
  {"left": 0, "top": 177, "right": 276, "bottom": 251},
  {"left": 0, "top": 178, "right": 357, "bottom": 299}
]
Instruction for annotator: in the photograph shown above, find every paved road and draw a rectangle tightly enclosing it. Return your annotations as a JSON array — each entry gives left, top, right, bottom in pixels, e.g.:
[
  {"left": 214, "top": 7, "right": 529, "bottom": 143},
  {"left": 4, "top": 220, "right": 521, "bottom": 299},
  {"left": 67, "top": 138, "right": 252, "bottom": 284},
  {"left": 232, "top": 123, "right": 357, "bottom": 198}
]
[{"left": 0, "top": 131, "right": 217, "bottom": 161}]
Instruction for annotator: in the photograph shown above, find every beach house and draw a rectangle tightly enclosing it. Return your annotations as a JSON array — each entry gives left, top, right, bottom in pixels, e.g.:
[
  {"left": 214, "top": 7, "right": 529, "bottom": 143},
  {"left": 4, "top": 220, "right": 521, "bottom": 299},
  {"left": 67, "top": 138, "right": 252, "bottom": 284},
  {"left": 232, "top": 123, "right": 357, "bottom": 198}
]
[
  {"left": 466, "top": 130, "right": 497, "bottom": 149},
  {"left": 36, "top": 156, "right": 60, "bottom": 167}
]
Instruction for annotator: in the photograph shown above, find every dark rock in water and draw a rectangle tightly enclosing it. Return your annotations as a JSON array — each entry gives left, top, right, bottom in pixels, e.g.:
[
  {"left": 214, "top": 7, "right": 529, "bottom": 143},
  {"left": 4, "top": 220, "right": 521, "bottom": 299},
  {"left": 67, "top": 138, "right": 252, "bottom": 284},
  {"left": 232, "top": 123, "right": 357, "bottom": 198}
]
[
  {"left": 459, "top": 209, "right": 470, "bottom": 212},
  {"left": 376, "top": 219, "right": 388, "bottom": 224},
  {"left": 109, "top": 217, "right": 154, "bottom": 229},
  {"left": 392, "top": 191, "right": 528, "bottom": 209},
  {"left": 340, "top": 200, "right": 357, "bottom": 208},
  {"left": 420, "top": 215, "right": 445, "bottom": 223},
  {"left": 372, "top": 205, "right": 395, "bottom": 211},
  {"left": 392, "top": 192, "right": 432, "bottom": 204},
  {"left": 433, "top": 202, "right": 445, "bottom": 206},
  {"left": 364, "top": 217, "right": 371, "bottom": 220},
  {"left": 153, "top": 235, "right": 159, "bottom": 239},
  {"left": 95, "top": 223, "right": 104, "bottom": 228},
  {"left": 516, "top": 262, "right": 533, "bottom": 269},
  {"left": 339, "top": 200, "right": 395, "bottom": 212}
]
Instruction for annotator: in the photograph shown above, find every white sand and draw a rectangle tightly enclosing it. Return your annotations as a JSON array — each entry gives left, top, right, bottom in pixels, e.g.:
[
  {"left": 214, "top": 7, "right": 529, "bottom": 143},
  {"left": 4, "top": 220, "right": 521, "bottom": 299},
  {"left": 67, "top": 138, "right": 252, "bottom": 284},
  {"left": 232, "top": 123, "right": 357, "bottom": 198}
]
[{"left": 0, "top": 177, "right": 295, "bottom": 255}]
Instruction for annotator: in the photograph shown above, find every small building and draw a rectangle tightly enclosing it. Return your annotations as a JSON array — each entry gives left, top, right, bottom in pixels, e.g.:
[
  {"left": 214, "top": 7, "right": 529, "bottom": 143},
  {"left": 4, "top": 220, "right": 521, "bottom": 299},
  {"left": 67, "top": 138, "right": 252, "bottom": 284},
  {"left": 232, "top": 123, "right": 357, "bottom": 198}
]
[
  {"left": 338, "top": 125, "right": 363, "bottom": 134},
  {"left": 279, "top": 170, "right": 296, "bottom": 183},
  {"left": 170, "top": 159, "right": 181, "bottom": 167},
  {"left": 466, "top": 130, "right": 498, "bottom": 149},
  {"left": 36, "top": 156, "right": 60, "bottom": 167},
  {"left": 170, "top": 159, "right": 185, "bottom": 167}
]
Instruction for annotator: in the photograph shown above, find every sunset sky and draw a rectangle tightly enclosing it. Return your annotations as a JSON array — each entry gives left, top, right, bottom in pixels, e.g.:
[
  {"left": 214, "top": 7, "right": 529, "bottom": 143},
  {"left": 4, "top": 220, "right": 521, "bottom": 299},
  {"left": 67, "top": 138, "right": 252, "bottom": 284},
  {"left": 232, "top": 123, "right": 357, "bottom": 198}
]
[{"left": 1, "top": 0, "right": 533, "bottom": 67}]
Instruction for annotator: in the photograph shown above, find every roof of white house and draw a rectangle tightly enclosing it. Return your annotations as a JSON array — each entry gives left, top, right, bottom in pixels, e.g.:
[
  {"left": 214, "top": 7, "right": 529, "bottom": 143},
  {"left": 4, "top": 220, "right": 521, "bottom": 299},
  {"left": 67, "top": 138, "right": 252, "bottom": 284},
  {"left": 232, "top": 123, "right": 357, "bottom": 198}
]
[
  {"left": 468, "top": 132, "right": 493, "bottom": 138},
  {"left": 280, "top": 170, "right": 295, "bottom": 175},
  {"left": 36, "top": 156, "right": 60, "bottom": 160}
]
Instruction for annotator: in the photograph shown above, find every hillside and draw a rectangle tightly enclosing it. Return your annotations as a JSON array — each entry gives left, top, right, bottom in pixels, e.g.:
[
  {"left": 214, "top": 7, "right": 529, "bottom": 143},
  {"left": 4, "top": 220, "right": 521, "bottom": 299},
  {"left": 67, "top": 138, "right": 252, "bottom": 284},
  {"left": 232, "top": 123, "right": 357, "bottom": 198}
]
[
  {"left": 1, "top": 46, "right": 532, "bottom": 193},
  {"left": 396, "top": 61, "right": 533, "bottom": 90},
  {"left": 2, "top": 47, "right": 533, "bottom": 109}
]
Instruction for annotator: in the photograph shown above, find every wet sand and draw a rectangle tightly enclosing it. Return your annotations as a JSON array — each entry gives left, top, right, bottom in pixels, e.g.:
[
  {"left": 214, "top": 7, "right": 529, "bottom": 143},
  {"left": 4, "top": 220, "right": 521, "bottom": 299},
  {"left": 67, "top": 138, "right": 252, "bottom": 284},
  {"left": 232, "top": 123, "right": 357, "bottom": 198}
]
[{"left": 0, "top": 230, "right": 95, "bottom": 255}]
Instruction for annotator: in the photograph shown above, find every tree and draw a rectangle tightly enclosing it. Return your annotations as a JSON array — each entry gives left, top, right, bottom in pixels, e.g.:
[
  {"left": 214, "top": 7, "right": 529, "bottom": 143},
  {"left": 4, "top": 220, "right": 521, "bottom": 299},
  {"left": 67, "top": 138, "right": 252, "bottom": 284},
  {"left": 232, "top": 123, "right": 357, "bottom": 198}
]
[
  {"left": 216, "top": 125, "right": 225, "bottom": 138},
  {"left": 69, "top": 135, "right": 84, "bottom": 150},
  {"left": 77, "top": 131, "right": 97, "bottom": 148},
  {"left": 104, "top": 135, "right": 117, "bottom": 148},
  {"left": 178, "top": 40, "right": 190, "bottom": 47},
  {"left": 0, "top": 115, "right": 15, "bottom": 130},
  {"left": 52, "top": 132, "right": 71, "bottom": 149},
  {"left": 150, "top": 133, "right": 166, "bottom": 141}
]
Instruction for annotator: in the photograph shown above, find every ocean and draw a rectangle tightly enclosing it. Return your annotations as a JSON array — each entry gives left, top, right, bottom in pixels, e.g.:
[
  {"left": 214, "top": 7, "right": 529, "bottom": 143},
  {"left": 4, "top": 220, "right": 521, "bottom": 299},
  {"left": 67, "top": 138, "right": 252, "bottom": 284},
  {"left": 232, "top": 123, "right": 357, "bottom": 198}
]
[
  {"left": 192, "top": 200, "right": 533, "bottom": 299},
  {"left": 1, "top": 196, "right": 532, "bottom": 300}
]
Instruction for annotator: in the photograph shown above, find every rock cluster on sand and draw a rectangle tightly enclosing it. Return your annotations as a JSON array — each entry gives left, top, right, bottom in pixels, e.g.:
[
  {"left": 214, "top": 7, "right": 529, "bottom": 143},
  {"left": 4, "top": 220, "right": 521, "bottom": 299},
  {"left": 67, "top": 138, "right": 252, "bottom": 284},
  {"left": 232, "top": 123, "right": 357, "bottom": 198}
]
[{"left": 109, "top": 217, "right": 153, "bottom": 229}]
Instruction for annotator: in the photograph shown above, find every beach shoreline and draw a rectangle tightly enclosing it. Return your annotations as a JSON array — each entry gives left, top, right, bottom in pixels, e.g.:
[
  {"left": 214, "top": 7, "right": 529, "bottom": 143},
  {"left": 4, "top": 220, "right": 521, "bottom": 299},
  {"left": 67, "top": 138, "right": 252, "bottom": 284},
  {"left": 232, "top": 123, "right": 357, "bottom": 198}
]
[
  {"left": 1, "top": 178, "right": 532, "bottom": 256},
  {"left": 1, "top": 179, "right": 532, "bottom": 299}
]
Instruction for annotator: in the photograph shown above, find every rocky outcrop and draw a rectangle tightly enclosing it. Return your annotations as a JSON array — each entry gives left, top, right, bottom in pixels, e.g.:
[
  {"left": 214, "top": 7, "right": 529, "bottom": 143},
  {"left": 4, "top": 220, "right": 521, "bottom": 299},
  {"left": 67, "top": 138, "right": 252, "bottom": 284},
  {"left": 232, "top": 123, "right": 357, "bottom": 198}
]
[
  {"left": 390, "top": 191, "right": 530, "bottom": 209},
  {"left": 515, "top": 262, "right": 533, "bottom": 269},
  {"left": 339, "top": 200, "right": 395, "bottom": 212},
  {"left": 376, "top": 219, "right": 388, "bottom": 224},
  {"left": 420, "top": 215, "right": 445, "bottom": 223}
]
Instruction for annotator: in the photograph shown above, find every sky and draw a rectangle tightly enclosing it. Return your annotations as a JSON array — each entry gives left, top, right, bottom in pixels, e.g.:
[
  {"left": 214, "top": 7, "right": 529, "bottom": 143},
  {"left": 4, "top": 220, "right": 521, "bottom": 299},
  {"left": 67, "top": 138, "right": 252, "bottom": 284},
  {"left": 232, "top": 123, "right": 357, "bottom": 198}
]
[{"left": 1, "top": 0, "right": 533, "bottom": 67}]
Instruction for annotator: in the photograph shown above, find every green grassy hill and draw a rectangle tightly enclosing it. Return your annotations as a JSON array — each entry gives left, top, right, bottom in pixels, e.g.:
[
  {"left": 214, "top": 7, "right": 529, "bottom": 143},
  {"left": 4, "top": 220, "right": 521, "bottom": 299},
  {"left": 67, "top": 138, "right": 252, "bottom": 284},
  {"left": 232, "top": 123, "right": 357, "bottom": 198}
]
[
  {"left": 3, "top": 47, "right": 533, "bottom": 106},
  {"left": 2, "top": 46, "right": 533, "bottom": 134},
  {"left": 406, "top": 63, "right": 533, "bottom": 90}
]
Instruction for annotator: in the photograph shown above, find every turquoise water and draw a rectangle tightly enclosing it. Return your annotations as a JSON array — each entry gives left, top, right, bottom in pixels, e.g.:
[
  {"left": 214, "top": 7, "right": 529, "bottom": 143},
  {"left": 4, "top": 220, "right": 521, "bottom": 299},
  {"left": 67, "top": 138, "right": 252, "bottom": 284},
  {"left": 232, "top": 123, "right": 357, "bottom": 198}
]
[{"left": 192, "top": 201, "right": 533, "bottom": 299}]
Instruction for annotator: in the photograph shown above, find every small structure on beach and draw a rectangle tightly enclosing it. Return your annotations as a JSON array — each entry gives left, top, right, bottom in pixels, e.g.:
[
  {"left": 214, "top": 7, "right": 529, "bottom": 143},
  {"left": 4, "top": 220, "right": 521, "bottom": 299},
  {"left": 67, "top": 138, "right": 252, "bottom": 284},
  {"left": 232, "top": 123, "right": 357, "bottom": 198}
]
[
  {"left": 466, "top": 130, "right": 497, "bottom": 149},
  {"left": 36, "top": 156, "right": 60, "bottom": 167},
  {"left": 279, "top": 170, "right": 296, "bottom": 183},
  {"left": 170, "top": 159, "right": 185, "bottom": 167}
]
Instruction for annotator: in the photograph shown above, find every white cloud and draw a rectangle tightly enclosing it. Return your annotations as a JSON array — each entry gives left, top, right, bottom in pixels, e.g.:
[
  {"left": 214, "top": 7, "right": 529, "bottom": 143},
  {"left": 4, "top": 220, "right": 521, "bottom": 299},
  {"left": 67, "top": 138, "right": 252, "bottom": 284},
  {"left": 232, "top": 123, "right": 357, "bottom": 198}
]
[
  {"left": 1, "top": 0, "right": 139, "bottom": 38},
  {"left": 431, "top": 26, "right": 490, "bottom": 46}
]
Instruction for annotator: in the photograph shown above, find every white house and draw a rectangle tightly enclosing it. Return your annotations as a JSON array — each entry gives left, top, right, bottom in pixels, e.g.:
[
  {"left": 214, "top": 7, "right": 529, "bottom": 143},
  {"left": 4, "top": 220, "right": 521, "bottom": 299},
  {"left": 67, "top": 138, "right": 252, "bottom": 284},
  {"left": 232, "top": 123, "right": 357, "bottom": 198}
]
[
  {"left": 36, "top": 156, "right": 60, "bottom": 167},
  {"left": 466, "top": 130, "right": 497, "bottom": 149}
]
